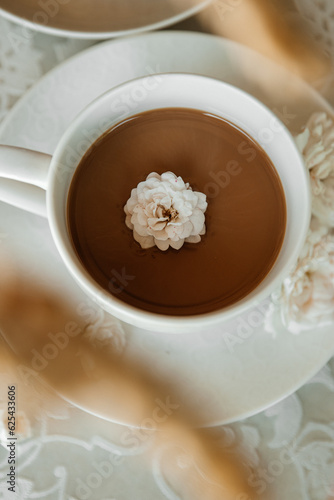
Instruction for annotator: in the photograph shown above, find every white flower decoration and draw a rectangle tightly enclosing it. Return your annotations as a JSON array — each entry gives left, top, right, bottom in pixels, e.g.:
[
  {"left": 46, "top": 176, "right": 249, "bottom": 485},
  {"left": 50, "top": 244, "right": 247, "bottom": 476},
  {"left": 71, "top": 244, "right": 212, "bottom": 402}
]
[
  {"left": 271, "top": 219, "right": 334, "bottom": 333},
  {"left": 124, "top": 172, "right": 208, "bottom": 251},
  {"left": 295, "top": 112, "right": 334, "bottom": 227}
]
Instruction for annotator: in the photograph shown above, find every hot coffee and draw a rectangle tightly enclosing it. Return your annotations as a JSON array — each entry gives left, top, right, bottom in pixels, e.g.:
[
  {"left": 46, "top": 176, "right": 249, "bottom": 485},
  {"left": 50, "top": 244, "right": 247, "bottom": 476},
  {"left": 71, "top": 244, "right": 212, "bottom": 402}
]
[{"left": 67, "top": 108, "right": 286, "bottom": 316}]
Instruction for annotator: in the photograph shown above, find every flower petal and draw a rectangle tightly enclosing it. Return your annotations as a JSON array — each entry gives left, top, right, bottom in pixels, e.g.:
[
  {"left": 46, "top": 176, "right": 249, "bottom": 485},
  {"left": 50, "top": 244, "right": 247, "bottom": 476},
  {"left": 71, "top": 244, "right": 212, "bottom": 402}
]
[
  {"left": 170, "top": 239, "right": 185, "bottom": 250},
  {"left": 185, "top": 235, "right": 201, "bottom": 244},
  {"left": 155, "top": 239, "right": 170, "bottom": 251},
  {"left": 133, "top": 231, "right": 155, "bottom": 248},
  {"left": 190, "top": 209, "right": 205, "bottom": 235}
]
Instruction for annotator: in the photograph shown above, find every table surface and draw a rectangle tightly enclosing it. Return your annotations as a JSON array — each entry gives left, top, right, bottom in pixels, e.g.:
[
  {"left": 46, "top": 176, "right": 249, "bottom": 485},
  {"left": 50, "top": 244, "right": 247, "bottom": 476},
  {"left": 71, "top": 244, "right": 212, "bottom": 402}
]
[{"left": 0, "top": 2, "right": 334, "bottom": 499}]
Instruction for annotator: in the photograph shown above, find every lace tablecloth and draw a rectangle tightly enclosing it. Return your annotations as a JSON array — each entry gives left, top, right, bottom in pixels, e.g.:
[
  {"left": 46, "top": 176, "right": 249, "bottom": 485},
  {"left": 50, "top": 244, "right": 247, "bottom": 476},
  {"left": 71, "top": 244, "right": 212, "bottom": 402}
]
[{"left": 0, "top": 6, "right": 334, "bottom": 500}]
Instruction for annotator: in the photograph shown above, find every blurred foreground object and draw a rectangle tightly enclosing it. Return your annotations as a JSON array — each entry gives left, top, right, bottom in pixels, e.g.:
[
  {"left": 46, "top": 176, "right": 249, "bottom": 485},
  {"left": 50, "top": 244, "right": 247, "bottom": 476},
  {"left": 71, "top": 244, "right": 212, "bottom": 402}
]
[
  {"left": 0, "top": 261, "right": 255, "bottom": 500},
  {"left": 199, "top": 0, "right": 331, "bottom": 83}
]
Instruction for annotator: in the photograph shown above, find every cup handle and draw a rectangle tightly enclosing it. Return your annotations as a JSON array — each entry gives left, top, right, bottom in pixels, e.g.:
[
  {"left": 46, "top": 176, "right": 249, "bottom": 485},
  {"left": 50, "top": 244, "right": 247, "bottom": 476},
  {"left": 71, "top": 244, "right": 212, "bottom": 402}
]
[{"left": 0, "top": 146, "right": 52, "bottom": 218}]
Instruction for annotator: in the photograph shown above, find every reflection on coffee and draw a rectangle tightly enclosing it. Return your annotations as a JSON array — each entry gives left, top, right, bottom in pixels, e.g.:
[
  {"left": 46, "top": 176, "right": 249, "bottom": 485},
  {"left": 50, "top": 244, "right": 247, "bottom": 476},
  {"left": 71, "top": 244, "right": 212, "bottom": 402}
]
[{"left": 67, "top": 108, "right": 286, "bottom": 316}]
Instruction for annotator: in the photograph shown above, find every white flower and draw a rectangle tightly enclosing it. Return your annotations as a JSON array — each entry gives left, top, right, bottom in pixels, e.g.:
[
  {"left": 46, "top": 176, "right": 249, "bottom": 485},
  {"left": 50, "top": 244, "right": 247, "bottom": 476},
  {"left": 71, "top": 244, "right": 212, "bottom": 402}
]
[
  {"left": 271, "top": 112, "right": 334, "bottom": 333},
  {"left": 295, "top": 112, "right": 334, "bottom": 227},
  {"left": 124, "top": 172, "right": 208, "bottom": 251},
  {"left": 273, "top": 219, "right": 334, "bottom": 333}
]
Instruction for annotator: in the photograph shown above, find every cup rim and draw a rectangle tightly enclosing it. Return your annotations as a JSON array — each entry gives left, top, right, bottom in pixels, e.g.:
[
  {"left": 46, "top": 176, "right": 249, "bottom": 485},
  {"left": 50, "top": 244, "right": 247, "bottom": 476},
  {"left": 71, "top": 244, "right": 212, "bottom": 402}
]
[
  {"left": 0, "top": 2, "right": 211, "bottom": 40},
  {"left": 47, "top": 73, "right": 311, "bottom": 332}
]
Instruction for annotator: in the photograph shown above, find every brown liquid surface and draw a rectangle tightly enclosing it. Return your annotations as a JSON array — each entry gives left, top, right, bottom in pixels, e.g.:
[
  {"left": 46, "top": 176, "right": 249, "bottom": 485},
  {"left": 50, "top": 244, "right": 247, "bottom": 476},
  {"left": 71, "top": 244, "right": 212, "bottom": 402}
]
[{"left": 67, "top": 108, "right": 286, "bottom": 316}]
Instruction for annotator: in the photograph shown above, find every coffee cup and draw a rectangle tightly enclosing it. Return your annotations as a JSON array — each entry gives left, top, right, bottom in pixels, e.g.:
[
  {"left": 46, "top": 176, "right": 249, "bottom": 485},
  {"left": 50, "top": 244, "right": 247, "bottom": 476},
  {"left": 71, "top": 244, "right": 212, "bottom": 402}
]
[{"left": 0, "top": 74, "right": 311, "bottom": 332}]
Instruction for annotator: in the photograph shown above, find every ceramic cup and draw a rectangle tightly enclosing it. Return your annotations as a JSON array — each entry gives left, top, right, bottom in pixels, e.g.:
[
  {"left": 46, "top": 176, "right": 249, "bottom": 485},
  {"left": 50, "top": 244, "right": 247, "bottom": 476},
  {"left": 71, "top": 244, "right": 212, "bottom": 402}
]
[{"left": 0, "top": 74, "right": 311, "bottom": 332}]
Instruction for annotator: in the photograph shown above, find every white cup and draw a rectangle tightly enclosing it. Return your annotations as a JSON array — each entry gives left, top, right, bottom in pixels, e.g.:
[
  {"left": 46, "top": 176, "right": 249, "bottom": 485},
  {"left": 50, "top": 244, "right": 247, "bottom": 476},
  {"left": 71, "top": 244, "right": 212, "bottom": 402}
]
[{"left": 0, "top": 74, "right": 311, "bottom": 333}]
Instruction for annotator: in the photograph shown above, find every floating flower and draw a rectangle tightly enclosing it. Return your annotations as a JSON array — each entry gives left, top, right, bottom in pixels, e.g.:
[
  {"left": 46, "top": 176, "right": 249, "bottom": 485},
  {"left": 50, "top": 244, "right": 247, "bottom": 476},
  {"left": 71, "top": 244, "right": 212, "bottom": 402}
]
[{"left": 124, "top": 172, "right": 207, "bottom": 251}]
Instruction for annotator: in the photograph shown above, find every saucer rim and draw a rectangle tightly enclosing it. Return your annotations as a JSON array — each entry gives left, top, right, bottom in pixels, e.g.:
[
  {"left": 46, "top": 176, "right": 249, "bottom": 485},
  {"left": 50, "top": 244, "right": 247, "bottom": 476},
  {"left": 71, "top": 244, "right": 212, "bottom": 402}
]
[{"left": 0, "top": 0, "right": 211, "bottom": 39}]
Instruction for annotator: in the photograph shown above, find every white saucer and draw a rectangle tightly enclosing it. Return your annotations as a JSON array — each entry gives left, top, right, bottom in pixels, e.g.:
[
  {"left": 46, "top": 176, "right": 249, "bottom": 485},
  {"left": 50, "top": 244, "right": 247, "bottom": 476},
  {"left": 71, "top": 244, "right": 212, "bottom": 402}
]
[
  {"left": 1, "top": 32, "right": 333, "bottom": 427},
  {"left": 0, "top": 0, "right": 210, "bottom": 39}
]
